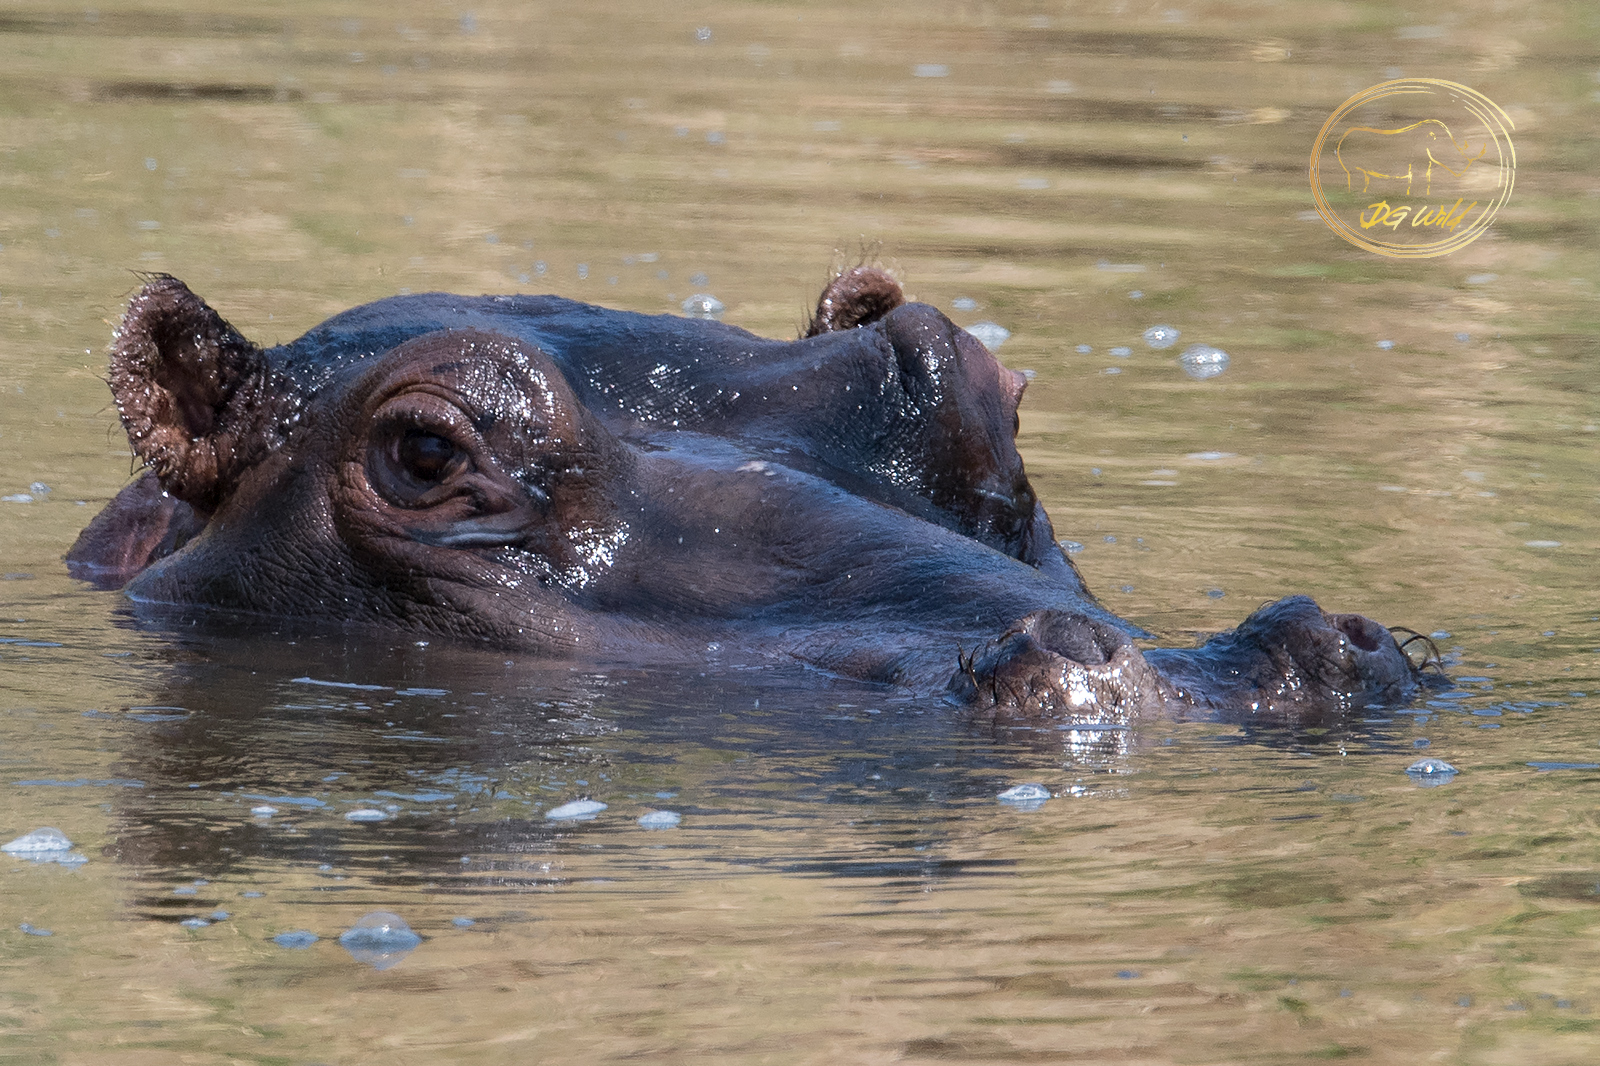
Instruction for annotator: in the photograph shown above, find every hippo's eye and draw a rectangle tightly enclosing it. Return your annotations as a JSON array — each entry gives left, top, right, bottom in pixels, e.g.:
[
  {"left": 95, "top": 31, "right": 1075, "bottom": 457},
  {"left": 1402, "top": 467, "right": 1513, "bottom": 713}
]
[{"left": 397, "top": 430, "right": 463, "bottom": 483}]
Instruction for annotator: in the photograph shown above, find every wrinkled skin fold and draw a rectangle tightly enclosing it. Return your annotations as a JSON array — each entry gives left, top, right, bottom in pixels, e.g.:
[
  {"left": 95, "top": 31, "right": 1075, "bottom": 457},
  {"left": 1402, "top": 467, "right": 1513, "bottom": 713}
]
[{"left": 68, "top": 267, "right": 1432, "bottom": 722}]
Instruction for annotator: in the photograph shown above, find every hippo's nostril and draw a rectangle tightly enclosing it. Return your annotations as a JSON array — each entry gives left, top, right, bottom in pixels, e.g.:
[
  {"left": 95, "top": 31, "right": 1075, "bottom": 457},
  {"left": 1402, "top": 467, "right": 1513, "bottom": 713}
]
[{"left": 1332, "top": 613, "right": 1384, "bottom": 653}]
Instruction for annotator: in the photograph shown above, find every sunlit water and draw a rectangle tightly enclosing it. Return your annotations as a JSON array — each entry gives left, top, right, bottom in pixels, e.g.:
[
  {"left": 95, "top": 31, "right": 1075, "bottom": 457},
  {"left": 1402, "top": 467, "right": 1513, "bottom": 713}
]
[{"left": 2, "top": 1, "right": 1598, "bottom": 1062}]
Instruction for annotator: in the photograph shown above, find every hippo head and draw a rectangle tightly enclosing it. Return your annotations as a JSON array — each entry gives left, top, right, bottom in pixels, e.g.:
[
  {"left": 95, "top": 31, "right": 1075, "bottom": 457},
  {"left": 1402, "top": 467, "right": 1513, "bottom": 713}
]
[{"left": 69, "top": 269, "right": 1432, "bottom": 721}]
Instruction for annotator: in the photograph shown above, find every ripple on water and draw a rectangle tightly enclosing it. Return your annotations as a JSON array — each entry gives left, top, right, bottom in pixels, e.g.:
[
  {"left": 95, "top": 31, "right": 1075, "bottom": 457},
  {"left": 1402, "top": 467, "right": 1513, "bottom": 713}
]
[
  {"left": 1179, "top": 344, "right": 1229, "bottom": 379},
  {"left": 997, "top": 783, "right": 1051, "bottom": 809},
  {"left": 272, "top": 930, "right": 318, "bottom": 949},
  {"left": 3, "top": 827, "right": 87, "bottom": 866},
  {"left": 680, "top": 293, "right": 724, "bottom": 319},
  {"left": 339, "top": 911, "right": 421, "bottom": 970},
  {"left": 1143, "top": 324, "right": 1180, "bottom": 349},
  {"left": 964, "top": 321, "right": 1010, "bottom": 350},
  {"left": 546, "top": 799, "right": 607, "bottom": 821},
  {"left": 1406, "top": 758, "right": 1459, "bottom": 787}
]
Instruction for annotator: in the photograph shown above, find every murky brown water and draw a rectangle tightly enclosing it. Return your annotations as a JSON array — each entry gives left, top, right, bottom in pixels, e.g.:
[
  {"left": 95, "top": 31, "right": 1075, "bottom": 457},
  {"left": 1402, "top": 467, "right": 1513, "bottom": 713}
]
[{"left": 2, "top": 1, "right": 1599, "bottom": 1062}]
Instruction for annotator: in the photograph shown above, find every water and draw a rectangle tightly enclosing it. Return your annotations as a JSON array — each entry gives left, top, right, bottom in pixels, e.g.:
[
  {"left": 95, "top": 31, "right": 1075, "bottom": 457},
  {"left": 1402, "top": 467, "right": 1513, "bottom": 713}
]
[{"left": 2, "top": 0, "right": 1599, "bottom": 1062}]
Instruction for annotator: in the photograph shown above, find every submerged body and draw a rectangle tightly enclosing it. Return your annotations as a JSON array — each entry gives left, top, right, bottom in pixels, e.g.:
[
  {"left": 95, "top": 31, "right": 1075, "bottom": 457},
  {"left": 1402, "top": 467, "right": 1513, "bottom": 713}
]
[{"left": 69, "top": 269, "right": 1425, "bottom": 721}]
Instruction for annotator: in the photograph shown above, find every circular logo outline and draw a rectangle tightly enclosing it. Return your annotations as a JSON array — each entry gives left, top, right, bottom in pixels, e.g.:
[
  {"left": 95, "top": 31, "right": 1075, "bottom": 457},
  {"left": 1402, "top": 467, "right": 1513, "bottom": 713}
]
[{"left": 1309, "top": 79, "right": 1516, "bottom": 259}]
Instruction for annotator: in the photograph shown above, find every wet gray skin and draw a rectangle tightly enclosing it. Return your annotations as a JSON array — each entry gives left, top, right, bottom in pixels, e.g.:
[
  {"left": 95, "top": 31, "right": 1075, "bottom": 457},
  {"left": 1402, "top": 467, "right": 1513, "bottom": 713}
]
[{"left": 68, "top": 268, "right": 1431, "bottom": 723}]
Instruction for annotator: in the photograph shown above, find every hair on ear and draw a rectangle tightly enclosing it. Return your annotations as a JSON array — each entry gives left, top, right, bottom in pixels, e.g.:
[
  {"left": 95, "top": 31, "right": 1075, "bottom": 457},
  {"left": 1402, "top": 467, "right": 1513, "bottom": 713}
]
[
  {"left": 803, "top": 266, "right": 906, "bottom": 338},
  {"left": 109, "top": 275, "right": 287, "bottom": 510}
]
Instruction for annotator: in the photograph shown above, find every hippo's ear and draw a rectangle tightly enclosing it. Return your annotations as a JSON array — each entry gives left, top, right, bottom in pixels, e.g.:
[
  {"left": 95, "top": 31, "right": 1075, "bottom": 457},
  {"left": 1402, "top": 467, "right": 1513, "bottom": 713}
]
[
  {"left": 803, "top": 266, "right": 905, "bottom": 337},
  {"left": 109, "top": 276, "right": 289, "bottom": 511}
]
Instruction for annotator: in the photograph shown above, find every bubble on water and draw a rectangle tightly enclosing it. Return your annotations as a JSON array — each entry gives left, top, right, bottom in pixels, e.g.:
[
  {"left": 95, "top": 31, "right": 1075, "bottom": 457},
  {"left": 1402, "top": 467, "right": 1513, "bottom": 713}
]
[
  {"left": 1455, "top": 332, "right": 1471, "bottom": 343},
  {"left": 242, "top": 890, "right": 265, "bottom": 899},
  {"left": 964, "top": 321, "right": 1011, "bottom": 350},
  {"left": 546, "top": 799, "right": 607, "bottom": 821},
  {"left": 1108, "top": 346, "right": 1132, "bottom": 359},
  {"left": 451, "top": 916, "right": 476, "bottom": 928},
  {"left": 250, "top": 805, "right": 278, "bottom": 817},
  {"left": 1103, "top": 366, "right": 1122, "bottom": 375},
  {"left": 1186, "top": 451, "right": 1235, "bottom": 461},
  {"left": 27, "top": 482, "right": 49, "bottom": 496},
  {"left": 1128, "top": 289, "right": 1144, "bottom": 299},
  {"left": 210, "top": 910, "right": 230, "bottom": 921},
  {"left": 997, "top": 783, "right": 1051, "bottom": 809},
  {"left": 951, "top": 297, "right": 978, "bottom": 311},
  {"left": 913, "top": 63, "right": 949, "bottom": 78},
  {"left": 638, "top": 810, "right": 682, "bottom": 829},
  {"left": 694, "top": 25, "right": 711, "bottom": 42},
  {"left": 1117, "top": 969, "right": 1141, "bottom": 979},
  {"left": 1414, "top": 738, "right": 1430, "bottom": 748},
  {"left": 180, "top": 917, "right": 209, "bottom": 930},
  {"left": 273, "top": 930, "right": 318, "bottom": 949},
  {"left": 1059, "top": 540, "right": 1084, "bottom": 555},
  {"left": 4, "top": 827, "right": 72, "bottom": 855},
  {"left": 1143, "top": 324, "right": 1180, "bottom": 349},
  {"left": 339, "top": 911, "right": 421, "bottom": 969},
  {"left": 1179, "top": 344, "right": 1229, "bottom": 379},
  {"left": 1524, "top": 540, "right": 1562, "bottom": 549},
  {"left": 1075, "top": 344, "right": 1092, "bottom": 353},
  {"left": 1406, "top": 757, "right": 1458, "bottom": 786},
  {"left": 1206, "top": 588, "right": 1225, "bottom": 599},
  {"left": 345, "top": 809, "right": 387, "bottom": 822},
  {"left": 172, "top": 885, "right": 197, "bottom": 896},
  {"left": 681, "top": 293, "right": 724, "bottom": 319},
  {"left": 1375, "top": 339, "right": 1395, "bottom": 350},
  {"left": 18, "top": 922, "right": 52, "bottom": 936}
]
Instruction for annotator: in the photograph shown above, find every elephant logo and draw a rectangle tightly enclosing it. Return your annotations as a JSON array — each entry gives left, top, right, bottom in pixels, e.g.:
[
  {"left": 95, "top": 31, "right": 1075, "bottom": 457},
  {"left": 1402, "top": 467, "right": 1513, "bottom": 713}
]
[{"left": 1310, "top": 80, "right": 1516, "bottom": 259}]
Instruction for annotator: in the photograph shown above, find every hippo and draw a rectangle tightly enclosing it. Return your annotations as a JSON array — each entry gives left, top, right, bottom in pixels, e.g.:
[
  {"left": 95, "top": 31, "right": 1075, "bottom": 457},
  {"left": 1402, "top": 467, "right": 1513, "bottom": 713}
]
[{"left": 67, "top": 268, "right": 1432, "bottom": 722}]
